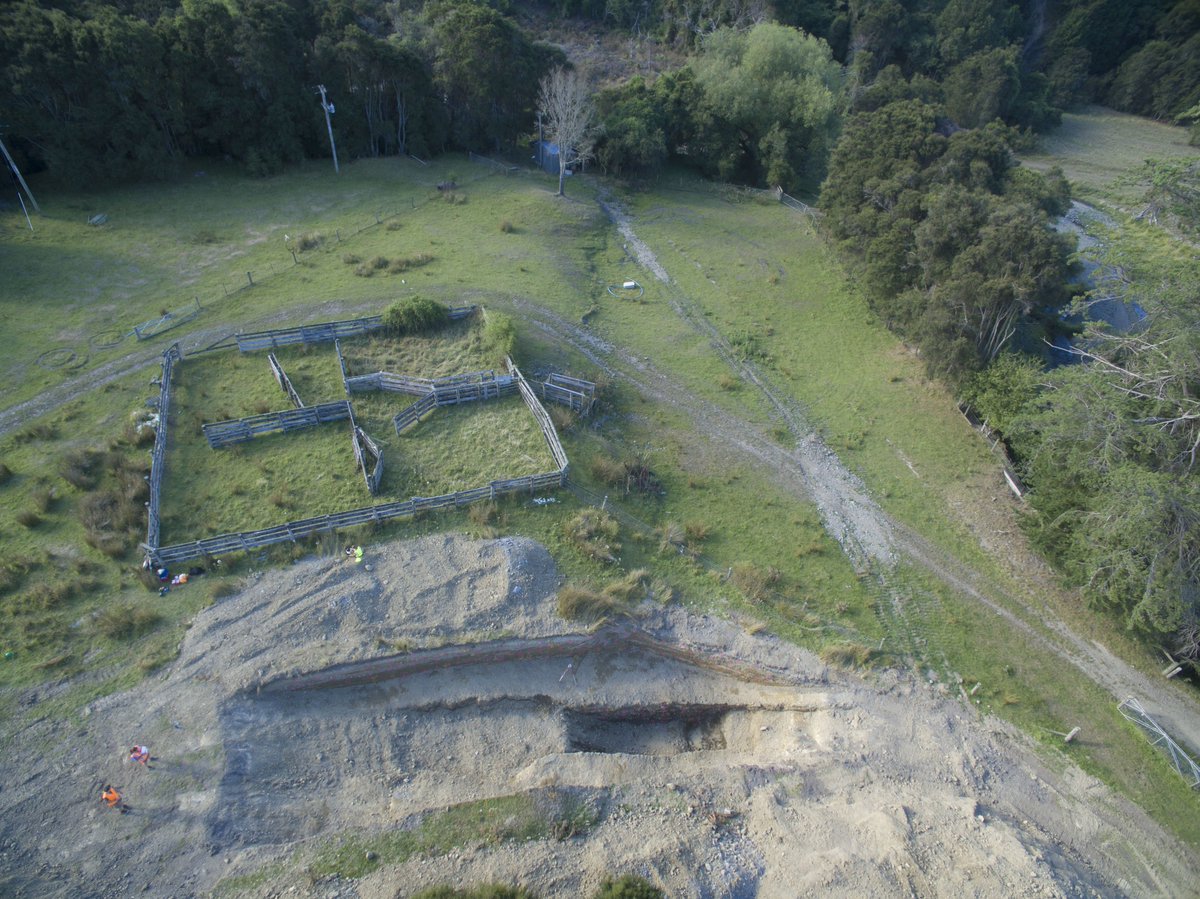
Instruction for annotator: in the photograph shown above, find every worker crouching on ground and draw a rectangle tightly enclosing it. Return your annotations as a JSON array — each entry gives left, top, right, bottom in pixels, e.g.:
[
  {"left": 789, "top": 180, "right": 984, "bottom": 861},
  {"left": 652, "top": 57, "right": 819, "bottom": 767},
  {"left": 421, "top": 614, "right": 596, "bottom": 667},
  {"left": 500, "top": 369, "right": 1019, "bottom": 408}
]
[
  {"left": 129, "top": 745, "right": 151, "bottom": 767},
  {"left": 101, "top": 785, "right": 127, "bottom": 813}
]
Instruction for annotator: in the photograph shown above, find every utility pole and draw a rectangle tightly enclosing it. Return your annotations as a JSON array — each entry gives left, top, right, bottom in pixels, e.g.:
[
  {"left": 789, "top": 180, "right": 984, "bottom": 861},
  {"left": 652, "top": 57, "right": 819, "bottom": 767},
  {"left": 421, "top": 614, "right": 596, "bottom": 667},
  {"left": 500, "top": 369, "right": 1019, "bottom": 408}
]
[
  {"left": 0, "top": 134, "right": 39, "bottom": 212},
  {"left": 317, "top": 85, "right": 339, "bottom": 174}
]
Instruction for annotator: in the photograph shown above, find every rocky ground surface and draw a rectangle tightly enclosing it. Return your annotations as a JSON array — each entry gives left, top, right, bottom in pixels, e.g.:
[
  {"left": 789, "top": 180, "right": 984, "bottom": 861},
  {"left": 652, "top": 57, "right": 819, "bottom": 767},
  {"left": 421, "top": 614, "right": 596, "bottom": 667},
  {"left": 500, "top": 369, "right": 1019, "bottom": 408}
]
[{"left": 1, "top": 534, "right": 1195, "bottom": 898}]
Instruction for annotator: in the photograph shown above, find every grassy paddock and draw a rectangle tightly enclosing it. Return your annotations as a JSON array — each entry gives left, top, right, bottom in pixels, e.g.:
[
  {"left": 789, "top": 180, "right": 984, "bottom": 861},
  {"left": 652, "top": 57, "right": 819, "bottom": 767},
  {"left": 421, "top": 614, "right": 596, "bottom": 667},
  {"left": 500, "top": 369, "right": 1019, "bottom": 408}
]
[{"left": 1019, "top": 105, "right": 1196, "bottom": 208}]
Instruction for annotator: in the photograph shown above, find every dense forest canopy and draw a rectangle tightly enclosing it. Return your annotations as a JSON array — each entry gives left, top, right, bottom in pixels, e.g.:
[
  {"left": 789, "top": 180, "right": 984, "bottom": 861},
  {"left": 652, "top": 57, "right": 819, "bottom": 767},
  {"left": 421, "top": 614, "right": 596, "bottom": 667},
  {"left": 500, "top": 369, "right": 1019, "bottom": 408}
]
[
  {"left": 3, "top": 1, "right": 1198, "bottom": 657},
  {"left": 3, "top": 0, "right": 1199, "bottom": 183}
]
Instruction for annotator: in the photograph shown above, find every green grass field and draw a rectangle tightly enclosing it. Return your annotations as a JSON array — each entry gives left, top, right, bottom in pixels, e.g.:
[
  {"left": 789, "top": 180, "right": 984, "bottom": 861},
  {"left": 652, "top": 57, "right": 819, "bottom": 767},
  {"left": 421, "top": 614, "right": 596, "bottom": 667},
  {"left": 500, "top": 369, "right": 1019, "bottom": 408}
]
[
  {"left": 1020, "top": 104, "right": 1197, "bottom": 208},
  {"left": 2, "top": 155, "right": 1199, "bottom": 848}
]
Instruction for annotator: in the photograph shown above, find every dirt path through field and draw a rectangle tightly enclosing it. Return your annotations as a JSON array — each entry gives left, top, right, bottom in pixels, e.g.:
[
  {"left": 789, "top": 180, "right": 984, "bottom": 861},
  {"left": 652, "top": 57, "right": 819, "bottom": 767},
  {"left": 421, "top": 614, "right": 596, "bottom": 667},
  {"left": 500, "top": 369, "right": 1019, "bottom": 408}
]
[{"left": 574, "top": 195, "right": 1200, "bottom": 756}]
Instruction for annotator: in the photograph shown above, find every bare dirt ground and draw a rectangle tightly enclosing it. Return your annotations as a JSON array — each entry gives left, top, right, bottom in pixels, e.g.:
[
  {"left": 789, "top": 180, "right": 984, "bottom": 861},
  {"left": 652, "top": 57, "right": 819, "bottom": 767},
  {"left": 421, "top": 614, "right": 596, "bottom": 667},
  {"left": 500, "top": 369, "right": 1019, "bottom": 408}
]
[{"left": 1, "top": 534, "right": 1195, "bottom": 898}]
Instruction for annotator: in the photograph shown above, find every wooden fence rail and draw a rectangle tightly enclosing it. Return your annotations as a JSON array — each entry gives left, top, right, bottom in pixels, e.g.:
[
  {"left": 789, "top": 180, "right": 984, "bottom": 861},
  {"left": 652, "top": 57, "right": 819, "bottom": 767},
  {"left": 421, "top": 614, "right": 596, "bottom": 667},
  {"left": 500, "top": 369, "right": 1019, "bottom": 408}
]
[
  {"left": 202, "top": 401, "right": 351, "bottom": 448},
  {"left": 268, "top": 353, "right": 305, "bottom": 408},
  {"left": 532, "top": 373, "right": 596, "bottom": 415},
  {"left": 393, "top": 392, "right": 438, "bottom": 433},
  {"left": 236, "top": 306, "right": 476, "bottom": 352},
  {"left": 145, "top": 343, "right": 181, "bottom": 550},
  {"left": 352, "top": 426, "right": 384, "bottom": 494},
  {"left": 509, "top": 358, "right": 569, "bottom": 472},
  {"left": 146, "top": 469, "right": 564, "bottom": 565}
]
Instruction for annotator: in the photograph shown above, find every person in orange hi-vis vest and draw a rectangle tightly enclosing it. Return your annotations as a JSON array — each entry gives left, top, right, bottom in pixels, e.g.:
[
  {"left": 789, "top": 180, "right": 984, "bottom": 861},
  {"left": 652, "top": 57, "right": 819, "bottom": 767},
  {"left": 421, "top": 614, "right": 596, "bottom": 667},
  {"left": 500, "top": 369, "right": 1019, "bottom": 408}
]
[{"left": 101, "top": 785, "right": 122, "bottom": 809}]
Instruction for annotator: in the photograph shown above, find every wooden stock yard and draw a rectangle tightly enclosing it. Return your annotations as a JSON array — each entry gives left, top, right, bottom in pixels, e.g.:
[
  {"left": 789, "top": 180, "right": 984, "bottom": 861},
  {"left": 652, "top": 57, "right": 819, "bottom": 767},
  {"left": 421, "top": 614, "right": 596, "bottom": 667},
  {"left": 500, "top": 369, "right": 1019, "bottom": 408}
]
[
  {"left": 141, "top": 313, "right": 594, "bottom": 566},
  {"left": 268, "top": 353, "right": 306, "bottom": 408}
]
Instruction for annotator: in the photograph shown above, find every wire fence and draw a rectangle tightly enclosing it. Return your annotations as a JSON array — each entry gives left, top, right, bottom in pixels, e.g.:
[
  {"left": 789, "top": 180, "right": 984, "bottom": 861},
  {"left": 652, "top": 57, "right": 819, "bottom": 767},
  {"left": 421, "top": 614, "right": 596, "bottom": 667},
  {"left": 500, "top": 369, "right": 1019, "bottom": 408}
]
[{"left": 1118, "top": 697, "right": 1200, "bottom": 789}]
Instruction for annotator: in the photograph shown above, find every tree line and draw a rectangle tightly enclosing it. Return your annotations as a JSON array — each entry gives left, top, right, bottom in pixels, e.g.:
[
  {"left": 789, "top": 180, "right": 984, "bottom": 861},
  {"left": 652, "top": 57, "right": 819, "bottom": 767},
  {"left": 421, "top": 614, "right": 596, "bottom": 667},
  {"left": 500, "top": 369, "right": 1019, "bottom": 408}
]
[{"left": 0, "top": 0, "right": 564, "bottom": 181}]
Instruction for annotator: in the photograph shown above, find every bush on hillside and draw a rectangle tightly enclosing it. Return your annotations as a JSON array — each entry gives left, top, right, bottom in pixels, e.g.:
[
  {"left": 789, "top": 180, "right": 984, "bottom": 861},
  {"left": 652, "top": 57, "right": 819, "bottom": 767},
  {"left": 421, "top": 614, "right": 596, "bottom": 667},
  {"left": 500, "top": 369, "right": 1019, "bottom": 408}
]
[{"left": 382, "top": 296, "right": 449, "bottom": 336}]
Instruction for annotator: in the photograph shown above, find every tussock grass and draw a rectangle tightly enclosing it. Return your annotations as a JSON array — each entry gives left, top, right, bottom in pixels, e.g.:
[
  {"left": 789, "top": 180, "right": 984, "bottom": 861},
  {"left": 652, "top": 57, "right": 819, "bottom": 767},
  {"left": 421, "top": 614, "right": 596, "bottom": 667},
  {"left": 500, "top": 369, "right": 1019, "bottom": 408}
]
[
  {"left": 557, "top": 585, "right": 621, "bottom": 621},
  {"left": 295, "top": 231, "right": 324, "bottom": 251},
  {"left": 819, "top": 642, "right": 877, "bottom": 668},
  {"left": 15, "top": 509, "right": 42, "bottom": 528},
  {"left": 96, "top": 603, "right": 162, "bottom": 640},
  {"left": 563, "top": 509, "right": 620, "bottom": 564},
  {"left": 729, "top": 562, "right": 780, "bottom": 604}
]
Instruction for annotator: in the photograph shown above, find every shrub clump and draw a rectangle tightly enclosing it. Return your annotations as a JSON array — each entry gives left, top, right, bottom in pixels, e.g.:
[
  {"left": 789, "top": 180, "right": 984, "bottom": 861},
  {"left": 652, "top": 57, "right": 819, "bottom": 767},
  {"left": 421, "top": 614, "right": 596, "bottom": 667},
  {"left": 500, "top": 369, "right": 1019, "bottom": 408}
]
[
  {"left": 382, "top": 296, "right": 450, "bottom": 336},
  {"left": 593, "top": 876, "right": 665, "bottom": 899},
  {"left": 730, "top": 562, "right": 780, "bottom": 604},
  {"left": 563, "top": 509, "right": 620, "bottom": 563},
  {"left": 481, "top": 310, "right": 517, "bottom": 361},
  {"left": 819, "top": 642, "right": 877, "bottom": 668},
  {"left": 96, "top": 603, "right": 162, "bottom": 640},
  {"left": 0, "top": 462, "right": 13, "bottom": 485}
]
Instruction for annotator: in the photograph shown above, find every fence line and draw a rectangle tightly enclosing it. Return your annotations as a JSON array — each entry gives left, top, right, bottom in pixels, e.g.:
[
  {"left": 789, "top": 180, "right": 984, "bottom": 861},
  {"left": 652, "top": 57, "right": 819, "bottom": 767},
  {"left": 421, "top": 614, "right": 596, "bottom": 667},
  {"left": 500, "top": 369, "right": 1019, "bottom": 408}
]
[
  {"left": 189, "top": 333, "right": 238, "bottom": 355},
  {"left": 393, "top": 392, "right": 438, "bottom": 434},
  {"left": 144, "top": 343, "right": 181, "bottom": 550},
  {"left": 236, "top": 306, "right": 476, "bottom": 352},
  {"left": 202, "top": 401, "right": 352, "bottom": 448},
  {"left": 958, "top": 404, "right": 1027, "bottom": 499},
  {"left": 238, "top": 316, "right": 384, "bottom": 351},
  {"left": 1118, "top": 697, "right": 1200, "bottom": 789},
  {"left": 347, "top": 372, "right": 430, "bottom": 395},
  {"left": 360, "top": 427, "right": 384, "bottom": 494},
  {"left": 538, "top": 374, "right": 596, "bottom": 414},
  {"left": 468, "top": 151, "right": 520, "bottom": 175},
  {"left": 346, "top": 392, "right": 383, "bottom": 496},
  {"left": 134, "top": 298, "right": 202, "bottom": 341},
  {"left": 145, "top": 312, "right": 588, "bottom": 565},
  {"left": 146, "top": 470, "right": 565, "bottom": 565},
  {"left": 509, "top": 357, "right": 569, "bottom": 472},
  {"left": 779, "top": 191, "right": 819, "bottom": 223},
  {"left": 268, "top": 353, "right": 305, "bottom": 408}
]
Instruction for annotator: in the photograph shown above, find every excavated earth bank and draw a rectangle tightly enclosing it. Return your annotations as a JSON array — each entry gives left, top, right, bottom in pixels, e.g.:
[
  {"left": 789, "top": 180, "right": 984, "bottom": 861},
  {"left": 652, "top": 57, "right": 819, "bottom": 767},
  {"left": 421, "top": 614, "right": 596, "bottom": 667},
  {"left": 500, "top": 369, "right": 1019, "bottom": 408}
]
[{"left": 0, "top": 534, "right": 1195, "bottom": 898}]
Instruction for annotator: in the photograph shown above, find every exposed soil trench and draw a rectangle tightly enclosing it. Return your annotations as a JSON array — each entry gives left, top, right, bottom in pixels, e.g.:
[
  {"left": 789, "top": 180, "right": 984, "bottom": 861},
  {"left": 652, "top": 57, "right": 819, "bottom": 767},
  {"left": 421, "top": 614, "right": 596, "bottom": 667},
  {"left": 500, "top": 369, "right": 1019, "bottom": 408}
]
[
  {"left": 1, "top": 535, "right": 1195, "bottom": 898},
  {"left": 214, "top": 641, "right": 821, "bottom": 850}
]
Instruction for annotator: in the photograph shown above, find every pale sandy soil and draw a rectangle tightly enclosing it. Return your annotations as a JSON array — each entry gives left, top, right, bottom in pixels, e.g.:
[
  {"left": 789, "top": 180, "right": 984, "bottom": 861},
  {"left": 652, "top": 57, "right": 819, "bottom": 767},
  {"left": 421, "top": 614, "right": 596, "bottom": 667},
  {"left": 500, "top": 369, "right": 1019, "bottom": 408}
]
[{"left": 0, "top": 534, "right": 1194, "bottom": 898}]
